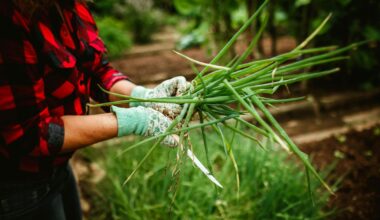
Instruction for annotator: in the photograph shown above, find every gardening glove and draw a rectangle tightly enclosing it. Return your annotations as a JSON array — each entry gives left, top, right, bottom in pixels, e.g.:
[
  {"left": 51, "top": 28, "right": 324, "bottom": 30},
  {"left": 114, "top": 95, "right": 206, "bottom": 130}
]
[
  {"left": 111, "top": 105, "right": 178, "bottom": 147},
  {"left": 130, "top": 76, "right": 191, "bottom": 119}
]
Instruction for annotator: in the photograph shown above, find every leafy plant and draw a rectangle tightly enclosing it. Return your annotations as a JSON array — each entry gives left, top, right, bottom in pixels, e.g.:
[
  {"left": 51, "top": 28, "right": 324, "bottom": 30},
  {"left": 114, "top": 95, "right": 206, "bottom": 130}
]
[
  {"left": 91, "top": 0, "right": 164, "bottom": 45},
  {"left": 95, "top": 16, "right": 132, "bottom": 58},
  {"left": 276, "top": 0, "right": 380, "bottom": 80},
  {"left": 124, "top": 6, "right": 162, "bottom": 44},
  {"left": 173, "top": 0, "right": 246, "bottom": 58}
]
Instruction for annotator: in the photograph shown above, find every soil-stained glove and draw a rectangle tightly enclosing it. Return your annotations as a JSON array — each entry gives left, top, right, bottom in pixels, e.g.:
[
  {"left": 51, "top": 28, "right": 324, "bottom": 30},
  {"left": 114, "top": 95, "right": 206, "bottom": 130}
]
[
  {"left": 111, "top": 106, "right": 178, "bottom": 147},
  {"left": 130, "top": 76, "right": 190, "bottom": 119}
]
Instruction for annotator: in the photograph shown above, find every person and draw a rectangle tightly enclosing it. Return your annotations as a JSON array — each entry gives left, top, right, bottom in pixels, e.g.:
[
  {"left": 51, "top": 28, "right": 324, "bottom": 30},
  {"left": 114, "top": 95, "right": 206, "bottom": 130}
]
[{"left": 0, "top": 0, "right": 188, "bottom": 219}]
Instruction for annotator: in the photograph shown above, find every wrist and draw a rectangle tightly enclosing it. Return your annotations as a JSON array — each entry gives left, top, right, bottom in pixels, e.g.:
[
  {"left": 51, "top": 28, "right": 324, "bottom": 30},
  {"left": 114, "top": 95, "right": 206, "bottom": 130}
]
[
  {"left": 109, "top": 80, "right": 138, "bottom": 103},
  {"left": 130, "top": 86, "right": 151, "bottom": 107},
  {"left": 111, "top": 106, "right": 148, "bottom": 137}
]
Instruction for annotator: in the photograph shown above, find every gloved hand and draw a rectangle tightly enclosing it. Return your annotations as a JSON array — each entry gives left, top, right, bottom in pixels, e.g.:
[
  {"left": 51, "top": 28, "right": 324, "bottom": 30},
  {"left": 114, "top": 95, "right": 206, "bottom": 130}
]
[
  {"left": 130, "top": 76, "right": 190, "bottom": 119},
  {"left": 111, "top": 105, "right": 178, "bottom": 147}
]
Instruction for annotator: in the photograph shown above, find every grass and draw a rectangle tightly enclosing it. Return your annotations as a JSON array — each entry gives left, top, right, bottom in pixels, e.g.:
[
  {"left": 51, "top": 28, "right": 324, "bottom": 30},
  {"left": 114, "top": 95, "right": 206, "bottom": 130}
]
[{"left": 79, "top": 129, "right": 335, "bottom": 220}]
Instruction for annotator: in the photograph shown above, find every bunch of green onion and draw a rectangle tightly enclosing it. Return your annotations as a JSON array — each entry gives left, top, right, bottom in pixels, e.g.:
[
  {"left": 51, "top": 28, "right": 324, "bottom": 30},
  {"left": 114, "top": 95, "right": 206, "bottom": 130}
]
[{"left": 90, "top": 0, "right": 363, "bottom": 196}]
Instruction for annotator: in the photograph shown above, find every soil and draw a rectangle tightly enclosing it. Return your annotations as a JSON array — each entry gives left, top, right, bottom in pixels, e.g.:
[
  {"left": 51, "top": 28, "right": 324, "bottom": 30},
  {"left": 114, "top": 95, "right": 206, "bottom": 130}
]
[{"left": 301, "top": 126, "right": 380, "bottom": 220}]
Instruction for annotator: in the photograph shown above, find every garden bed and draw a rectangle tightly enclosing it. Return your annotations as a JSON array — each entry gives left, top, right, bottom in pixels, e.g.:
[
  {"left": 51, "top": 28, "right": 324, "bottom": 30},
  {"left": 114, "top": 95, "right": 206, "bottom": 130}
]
[
  {"left": 301, "top": 125, "right": 380, "bottom": 220},
  {"left": 75, "top": 124, "right": 380, "bottom": 219}
]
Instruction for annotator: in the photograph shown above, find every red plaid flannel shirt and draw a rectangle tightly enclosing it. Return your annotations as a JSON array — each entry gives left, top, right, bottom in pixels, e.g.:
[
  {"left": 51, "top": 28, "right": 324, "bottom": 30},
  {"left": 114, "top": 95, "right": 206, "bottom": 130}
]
[{"left": 0, "top": 0, "right": 128, "bottom": 174}]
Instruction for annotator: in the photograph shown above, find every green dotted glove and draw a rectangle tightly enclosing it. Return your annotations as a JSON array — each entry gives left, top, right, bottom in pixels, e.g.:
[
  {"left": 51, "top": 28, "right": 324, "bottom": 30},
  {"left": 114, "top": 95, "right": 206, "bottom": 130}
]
[
  {"left": 131, "top": 76, "right": 190, "bottom": 119},
  {"left": 111, "top": 106, "right": 178, "bottom": 147}
]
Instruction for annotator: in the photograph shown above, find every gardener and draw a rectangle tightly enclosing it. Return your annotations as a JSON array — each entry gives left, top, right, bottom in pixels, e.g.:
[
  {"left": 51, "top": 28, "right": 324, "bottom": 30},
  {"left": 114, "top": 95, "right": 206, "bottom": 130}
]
[{"left": 0, "top": 0, "right": 188, "bottom": 219}]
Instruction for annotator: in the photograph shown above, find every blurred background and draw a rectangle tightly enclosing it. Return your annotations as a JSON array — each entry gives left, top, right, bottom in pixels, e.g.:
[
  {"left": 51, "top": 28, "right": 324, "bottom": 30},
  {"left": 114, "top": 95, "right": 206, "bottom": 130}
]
[{"left": 74, "top": 0, "right": 380, "bottom": 219}]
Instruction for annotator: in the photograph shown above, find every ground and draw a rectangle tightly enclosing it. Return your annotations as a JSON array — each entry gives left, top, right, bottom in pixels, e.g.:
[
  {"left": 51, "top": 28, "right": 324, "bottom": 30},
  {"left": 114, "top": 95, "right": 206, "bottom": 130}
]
[
  {"left": 303, "top": 126, "right": 380, "bottom": 220},
  {"left": 76, "top": 30, "right": 380, "bottom": 219}
]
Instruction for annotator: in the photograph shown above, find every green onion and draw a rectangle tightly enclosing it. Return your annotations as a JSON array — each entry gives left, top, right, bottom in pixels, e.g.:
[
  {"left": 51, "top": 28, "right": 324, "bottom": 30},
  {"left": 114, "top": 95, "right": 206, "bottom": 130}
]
[{"left": 90, "top": 1, "right": 364, "bottom": 197}]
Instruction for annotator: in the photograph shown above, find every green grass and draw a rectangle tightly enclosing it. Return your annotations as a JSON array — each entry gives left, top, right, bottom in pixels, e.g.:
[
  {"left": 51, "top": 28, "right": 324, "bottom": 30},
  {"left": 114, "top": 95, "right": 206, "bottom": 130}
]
[{"left": 80, "top": 129, "right": 335, "bottom": 220}]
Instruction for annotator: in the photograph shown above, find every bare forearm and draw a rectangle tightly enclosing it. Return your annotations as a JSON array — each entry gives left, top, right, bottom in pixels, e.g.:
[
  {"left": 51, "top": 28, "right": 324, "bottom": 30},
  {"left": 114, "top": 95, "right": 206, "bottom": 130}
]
[
  {"left": 60, "top": 81, "right": 137, "bottom": 152},
  {"left": 61, "top": 113, "right": 118, "bottom": 152},
  {"left": 109, "top": 80, "right": 137, "bottom": 104}
]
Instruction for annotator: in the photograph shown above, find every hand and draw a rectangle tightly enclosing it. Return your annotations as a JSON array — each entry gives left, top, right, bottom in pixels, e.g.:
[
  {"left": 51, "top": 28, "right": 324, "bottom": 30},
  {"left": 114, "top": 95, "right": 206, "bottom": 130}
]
[
  {"left": 131, "top": 76, "right": 190, "bottom": 119},
  {"left": 111, "top": 106, "right": 178, "bottom": 147}
]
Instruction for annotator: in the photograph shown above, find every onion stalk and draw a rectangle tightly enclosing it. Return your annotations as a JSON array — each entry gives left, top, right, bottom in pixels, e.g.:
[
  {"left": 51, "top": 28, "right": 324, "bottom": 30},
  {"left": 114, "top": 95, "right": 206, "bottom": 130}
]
[{"left": 89, "top": 0, "right": 365, "bottom": 196}]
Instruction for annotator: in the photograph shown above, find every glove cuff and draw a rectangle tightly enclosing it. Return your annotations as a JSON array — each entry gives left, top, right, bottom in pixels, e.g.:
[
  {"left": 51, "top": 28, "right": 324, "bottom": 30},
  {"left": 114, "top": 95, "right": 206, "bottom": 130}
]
[
  {"left": 130, "top": 86, "right": 149, "bottom": 107},
  {"left": 111, "top": 106, "right": 148, "bottom": 137}
]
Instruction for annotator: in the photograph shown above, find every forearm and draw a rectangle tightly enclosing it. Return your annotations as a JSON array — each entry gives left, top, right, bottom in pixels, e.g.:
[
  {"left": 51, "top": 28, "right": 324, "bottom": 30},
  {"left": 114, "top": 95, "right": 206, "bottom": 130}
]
[
  {"left": 61, "top": 113, "right": 118, "bottom": 152},
  {"left": 60, "top": 81, "right": 137, "bottom": 152},
  {"left": 62, "top": 77, "right": 184, "bottom": 152},
  {"left": 109, "top": 80, "right": 137, "bottom": 105}
]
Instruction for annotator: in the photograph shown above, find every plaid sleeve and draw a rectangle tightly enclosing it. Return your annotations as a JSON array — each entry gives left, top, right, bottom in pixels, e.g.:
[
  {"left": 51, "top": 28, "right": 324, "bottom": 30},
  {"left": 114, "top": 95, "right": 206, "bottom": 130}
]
[
  {"left": 74, "top": 2, "right": 128, "bottom": 104},
  {"left": 0, "top": 11, "right": 65, "bottom": 159}
]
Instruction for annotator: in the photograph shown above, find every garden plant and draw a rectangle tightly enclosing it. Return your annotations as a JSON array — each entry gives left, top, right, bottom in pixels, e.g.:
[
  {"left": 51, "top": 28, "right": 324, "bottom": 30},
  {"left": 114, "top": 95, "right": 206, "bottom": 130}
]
[{"left": 89, "top": 0, "right": 363, "bottom": 202}]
